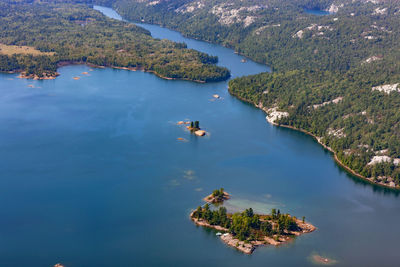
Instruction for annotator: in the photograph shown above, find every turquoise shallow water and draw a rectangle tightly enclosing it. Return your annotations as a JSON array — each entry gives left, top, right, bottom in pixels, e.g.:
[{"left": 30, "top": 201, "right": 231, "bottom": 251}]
[{"left": 0, "top": 6, "right": 399, "bottom": 267}]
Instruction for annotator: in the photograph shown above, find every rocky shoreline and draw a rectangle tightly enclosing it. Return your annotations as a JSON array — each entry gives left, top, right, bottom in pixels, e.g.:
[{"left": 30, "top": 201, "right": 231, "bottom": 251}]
[
  {"left": 203, "top": 191, "right": 230, "bottom": 203},
  {"left": 190, "top": 191, "right": 316, "bottom": 254},
  {"left": 230, "top": 93, "right": 400, "bottom": 190},
  {"left": 17, "top": 72, "right": 59, "bottom": 80},
  {"left": 190, "top": 211, "right": 316, "bottom": 254},
  {"left": 272, "top": 122, "right": 399, "bottom": 190}
]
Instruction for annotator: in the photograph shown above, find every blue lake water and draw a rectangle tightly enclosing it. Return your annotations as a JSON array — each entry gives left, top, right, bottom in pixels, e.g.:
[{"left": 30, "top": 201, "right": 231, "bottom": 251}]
[
  {"left": 304, "top": 8, "right": 332, "bottom": 16},
  {"left": 0, "top": 5, "right": 399, "bottom": 267}
]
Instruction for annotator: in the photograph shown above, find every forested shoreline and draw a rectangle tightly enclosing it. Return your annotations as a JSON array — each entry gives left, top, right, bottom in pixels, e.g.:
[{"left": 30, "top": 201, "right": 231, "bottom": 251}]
[
  {"left": 99, "top": 0, "right": 400, "bottom": 186},
  {"left": 0, "top": 0, "right": 230, "bottom": 82}
]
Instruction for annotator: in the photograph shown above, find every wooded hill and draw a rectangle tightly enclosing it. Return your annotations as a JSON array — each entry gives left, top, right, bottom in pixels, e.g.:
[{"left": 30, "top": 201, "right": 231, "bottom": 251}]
[{"left": 0, "top": 0, "right": 230, "bottom": 82}]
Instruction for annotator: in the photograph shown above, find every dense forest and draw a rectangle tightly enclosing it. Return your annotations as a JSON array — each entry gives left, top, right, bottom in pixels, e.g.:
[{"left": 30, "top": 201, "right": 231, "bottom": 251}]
[
  {"left": 105, "top": 0, "right": 400, "bottom": 71},
  {"left": 100, "top": 0, "right": 400, "bottom": 186},
  {"left": 0, "top": 0, "right": 230, "bottom": 82}
]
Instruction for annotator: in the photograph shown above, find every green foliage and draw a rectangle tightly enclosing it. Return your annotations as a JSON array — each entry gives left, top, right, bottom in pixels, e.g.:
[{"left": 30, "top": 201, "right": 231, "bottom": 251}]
[
  {"left": 193, "top": 205, "right": 230, "bottom": 228},
  {"left": 260, "top": 221, "right": 273, "bottom": 236},
  {"left": 194, "top": 206, "right": 300, "bottom": 241},
  {"left": 0, "top": 0, "right": 230, "bottom": 82},
  {"left": 212, "top": 188, "right": 224, "bottom": 198}
]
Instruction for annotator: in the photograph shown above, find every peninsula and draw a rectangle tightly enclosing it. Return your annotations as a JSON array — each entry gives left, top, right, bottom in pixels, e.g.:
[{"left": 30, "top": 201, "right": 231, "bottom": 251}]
[
  {"left": 0, "top": 1, "right": 230, "bottom": 83},
  {"left": 191, "top": 191, "right": 315, "bottom": 254}
]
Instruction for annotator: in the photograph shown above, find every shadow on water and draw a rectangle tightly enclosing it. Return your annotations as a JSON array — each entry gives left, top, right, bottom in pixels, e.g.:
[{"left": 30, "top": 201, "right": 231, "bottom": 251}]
[
  {"left": 335, "top": 165, "right": 400, "bottom": 197},
  {"left": 273, "top": 125, "right": 400, "bottom": 197}
]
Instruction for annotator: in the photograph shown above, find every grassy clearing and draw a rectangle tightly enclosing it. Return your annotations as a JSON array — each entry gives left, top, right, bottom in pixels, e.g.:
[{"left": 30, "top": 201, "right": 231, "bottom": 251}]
[{"left": 0, "top": 44, "right": 54, "bottom": 56}]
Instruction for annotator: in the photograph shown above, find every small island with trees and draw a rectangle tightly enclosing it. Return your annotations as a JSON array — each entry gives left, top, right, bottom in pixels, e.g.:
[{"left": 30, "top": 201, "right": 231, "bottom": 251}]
[
  {"left": 186, "top": 121, "right": 206, "bottom": 136},
  {"left": 190, "top": 190, "right": 316, "bottom": 254},
  {"left": 203, "top": 188, "right": 230, "bottom": 203}
]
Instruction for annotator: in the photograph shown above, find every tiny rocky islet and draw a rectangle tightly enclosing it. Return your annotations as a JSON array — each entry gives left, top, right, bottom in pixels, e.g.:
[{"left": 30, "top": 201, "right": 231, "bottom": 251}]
[
  {"left": 311, "top": 254, "right": 337, "bottom": 265},
  {"left": 177, "top": 120, "right": 207, "bottom": 137}
]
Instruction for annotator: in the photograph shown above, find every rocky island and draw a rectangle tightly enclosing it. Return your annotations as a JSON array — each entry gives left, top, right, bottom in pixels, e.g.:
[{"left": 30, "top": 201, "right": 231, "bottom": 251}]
[
  {"left": 187, "top": 121, "right": 206, "bottom": 136},
  {"left": 203, "top": 188, "right": 230, "bottom": 203},
  {"left": 191, "top": 191, "right": 315, "bottom": 254}
]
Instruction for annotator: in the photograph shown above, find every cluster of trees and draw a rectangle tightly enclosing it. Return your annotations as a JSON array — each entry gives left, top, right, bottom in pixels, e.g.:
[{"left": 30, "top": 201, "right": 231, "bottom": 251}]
[
  {"left": 193, "top": 206, "right": 299, "bottom": 241},
  {"left": 0, "top": 0, "right": 230, "bottom": 82},
  {"left": 108, "top": 0, "right": 400, "bottom": 184},
  {"left": 194, "top": 204, "right": 231, "bottom": 228},
  {"left": 0, "top": 54, "right": 57, "bottom": 77},
  {"left": 189, "top": 121, "right": 200, "bottom": 130},
  {"left": 212, "top": 188, "right": 225, "bottom": 198}
]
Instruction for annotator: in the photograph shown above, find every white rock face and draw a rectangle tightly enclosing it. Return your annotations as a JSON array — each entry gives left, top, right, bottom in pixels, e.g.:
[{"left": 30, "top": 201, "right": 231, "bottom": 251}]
[
  {"left": 372, "top": 84, "right": 400, "bottom": 94},
  {"left": 147, "top": 1, "right": 160, "bottom": 6},
  {"left": 326, "top": 4, "right": 343, "bottom": 13},
  {"left": 312, "top": 97, "right": 343, "bottom": 109},
  {"left": 293, "top": 30, "right": 304, "bottom": 39},
  {"left": 175, "top": 1, "right": 205, "bottom": 13},
  {"left": 327, "top": 128, "right": 346, "bottom": 138},
  {"left": 373, "top": 7, "right": 387, "bottom": 15},
  {"left": 293, "top": 24, "right": 332, "bottom": 39},
  {"left": 376, "top": 149, "right": 389, "bottom": 155},
  {"left": 210, "top": 4, "right": 266, "bottom": 27},
  {"left": 266, "top": 108, "right": 289, "bottom": 124},
  {"left": 368, "top": 155, "right": 392, "bottom": 165},
  {"left": 363, "top": 56, "right": 382, "bottom": 64},
  {"left": 243, "top": 16, "right": 256, "bottom": 27}
]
